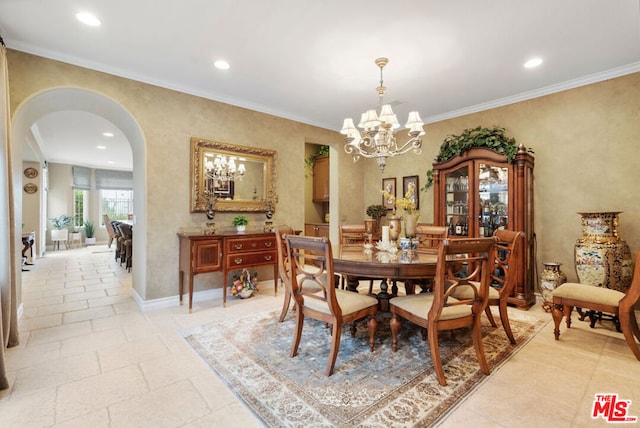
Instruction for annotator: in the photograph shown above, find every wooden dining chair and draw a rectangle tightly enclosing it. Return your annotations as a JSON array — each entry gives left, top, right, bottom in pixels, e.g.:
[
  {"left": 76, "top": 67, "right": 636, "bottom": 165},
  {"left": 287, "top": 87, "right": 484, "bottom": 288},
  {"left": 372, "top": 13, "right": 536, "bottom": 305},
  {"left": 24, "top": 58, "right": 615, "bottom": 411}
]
[
  {"left": 389, "top": 237, "right": 497, "bottom": 386},
  {"left": 339, "top": 224, "right": 377, "bottom": 293},
  {"left": 551, "top": 249, "right": 640, "bottom": 361},
  {"left": 275, "top": 226, "right": 295, "bottom": 322},
  {"left": 103, "top": 214, "right": 116, "bottom": 248},
  {"left": 404, "top": 224, "right": 449, "bottom": 294},
  {"left": 447, "top": 229, "right": 523, "bottom": 344},
  {"left": 285, "top": 234, "right": 379, "bottom": 376}
]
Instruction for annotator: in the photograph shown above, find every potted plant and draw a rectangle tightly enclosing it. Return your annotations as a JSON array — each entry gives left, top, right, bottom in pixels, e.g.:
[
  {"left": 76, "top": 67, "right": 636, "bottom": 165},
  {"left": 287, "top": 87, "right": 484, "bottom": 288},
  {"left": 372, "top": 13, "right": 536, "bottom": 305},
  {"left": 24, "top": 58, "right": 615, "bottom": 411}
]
[
  {"left": 49, "top": 215, "right": 71, "bottom": 246},
  {"left": 84, "top": 220, "right": 96, "bottom": 245},
  {"left": 365, "top": 204, "right": 387, "bottom": 234},
  {"left": 421, "top": 126, "right": 534, "bottom": 191},
  {"left": 305, "top": 145, "right": 330, "bottom": 170},
  {"left": 232, "top": 215, "right": 249, "bottom": 232}
]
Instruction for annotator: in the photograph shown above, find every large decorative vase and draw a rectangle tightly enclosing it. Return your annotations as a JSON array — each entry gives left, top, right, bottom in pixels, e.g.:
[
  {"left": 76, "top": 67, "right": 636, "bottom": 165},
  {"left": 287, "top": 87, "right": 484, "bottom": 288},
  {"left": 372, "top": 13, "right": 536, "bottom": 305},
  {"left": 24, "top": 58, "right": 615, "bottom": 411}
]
[
  {"left": 404, "top": 214, "right": 418, "bottom": 238},
  {"left": 574, "top": 211, "right": 632, "bottom": 292},
  {"left": 364, "top": 218, "right": 377, "bottom": 235},
  {"left": 540, "top": 262, "right": 567, "bottom": 312},
  {"left": 388, "top": 213, "right": 401, "bottom": 242}
]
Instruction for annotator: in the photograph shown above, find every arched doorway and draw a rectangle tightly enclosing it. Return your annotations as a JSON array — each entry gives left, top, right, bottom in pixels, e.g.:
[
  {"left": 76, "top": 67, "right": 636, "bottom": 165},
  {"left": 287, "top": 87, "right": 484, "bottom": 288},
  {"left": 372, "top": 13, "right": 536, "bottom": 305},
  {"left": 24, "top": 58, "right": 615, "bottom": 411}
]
[{"left": 12, "top": 88, "right": 147, "bottom": 300}]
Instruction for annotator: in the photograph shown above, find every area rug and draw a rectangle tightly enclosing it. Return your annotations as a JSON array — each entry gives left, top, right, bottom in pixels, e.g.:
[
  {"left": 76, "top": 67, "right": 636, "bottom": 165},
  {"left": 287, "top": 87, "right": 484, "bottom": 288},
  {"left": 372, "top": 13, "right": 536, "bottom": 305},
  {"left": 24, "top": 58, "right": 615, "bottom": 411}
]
[{"left": 182, "top": 308, "right": 547, "bottom": 427}]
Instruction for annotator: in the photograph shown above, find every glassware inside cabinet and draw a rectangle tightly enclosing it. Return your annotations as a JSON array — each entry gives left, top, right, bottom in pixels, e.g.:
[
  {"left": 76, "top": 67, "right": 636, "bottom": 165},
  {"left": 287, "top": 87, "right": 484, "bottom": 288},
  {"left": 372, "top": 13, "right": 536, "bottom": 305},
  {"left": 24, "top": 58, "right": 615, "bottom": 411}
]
[
  {"left": 478, "top": 163, "right": 509, "bottom": 237},
  {"left": 445, "top": 166, "right": 469, "bottom": 236}
]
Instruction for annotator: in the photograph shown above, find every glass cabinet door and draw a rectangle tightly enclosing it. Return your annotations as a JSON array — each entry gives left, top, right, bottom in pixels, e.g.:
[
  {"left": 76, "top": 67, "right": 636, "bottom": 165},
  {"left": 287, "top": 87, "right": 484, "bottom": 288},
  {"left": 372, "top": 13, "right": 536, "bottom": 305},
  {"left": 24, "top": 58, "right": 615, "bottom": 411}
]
[
  {"left": 444, "top": 165, "right": 469, "bottom": 236},
  {"left": 477, "top": 163, "right": 509, "bottom": 237}
]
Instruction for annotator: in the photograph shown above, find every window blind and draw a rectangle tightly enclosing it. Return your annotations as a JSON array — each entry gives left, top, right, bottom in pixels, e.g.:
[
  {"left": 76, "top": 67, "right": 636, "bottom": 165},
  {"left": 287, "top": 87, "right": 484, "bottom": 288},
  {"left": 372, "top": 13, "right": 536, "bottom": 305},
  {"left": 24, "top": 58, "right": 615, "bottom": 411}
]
[
  {"left": 95, "top": 169, "right": 133, "bottom": 190},
  {"left": 72, "top": 166, "right": 91, "bottom": 190}
]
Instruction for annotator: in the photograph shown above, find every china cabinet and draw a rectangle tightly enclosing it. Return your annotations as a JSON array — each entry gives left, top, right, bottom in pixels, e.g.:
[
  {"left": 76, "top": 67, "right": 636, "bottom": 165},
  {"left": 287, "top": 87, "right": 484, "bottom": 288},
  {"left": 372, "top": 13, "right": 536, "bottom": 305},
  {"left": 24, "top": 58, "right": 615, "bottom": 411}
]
[{"left": 432, "top": 146, "right": 535, "bottom": 308}]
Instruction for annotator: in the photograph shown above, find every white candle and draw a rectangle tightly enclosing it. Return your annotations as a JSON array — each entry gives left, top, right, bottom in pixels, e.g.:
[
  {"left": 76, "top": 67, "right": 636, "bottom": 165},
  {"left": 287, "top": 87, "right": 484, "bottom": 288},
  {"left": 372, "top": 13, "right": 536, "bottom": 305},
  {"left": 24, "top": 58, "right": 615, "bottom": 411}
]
[{"left": 382, "top": 226, "right": 390, "bottom": 243}]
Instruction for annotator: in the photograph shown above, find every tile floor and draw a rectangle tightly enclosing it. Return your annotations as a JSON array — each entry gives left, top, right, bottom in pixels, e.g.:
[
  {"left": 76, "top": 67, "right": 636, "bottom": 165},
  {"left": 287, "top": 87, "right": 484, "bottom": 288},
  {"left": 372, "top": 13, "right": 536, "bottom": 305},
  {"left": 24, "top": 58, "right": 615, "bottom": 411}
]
[{"left": 1, "top": 245, "right": 639, "bottom": 427}]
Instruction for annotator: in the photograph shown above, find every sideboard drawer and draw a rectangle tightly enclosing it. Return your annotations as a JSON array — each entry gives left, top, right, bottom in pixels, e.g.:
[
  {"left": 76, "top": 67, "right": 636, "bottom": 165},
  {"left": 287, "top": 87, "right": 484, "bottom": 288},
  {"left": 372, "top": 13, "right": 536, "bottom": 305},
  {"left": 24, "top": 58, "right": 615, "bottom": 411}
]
[
  {"left": 225, "top": 236, "right": 276, "bottom": 254},
  {"left": 225, "top": 250, "right": 277, "bottom": 268}
]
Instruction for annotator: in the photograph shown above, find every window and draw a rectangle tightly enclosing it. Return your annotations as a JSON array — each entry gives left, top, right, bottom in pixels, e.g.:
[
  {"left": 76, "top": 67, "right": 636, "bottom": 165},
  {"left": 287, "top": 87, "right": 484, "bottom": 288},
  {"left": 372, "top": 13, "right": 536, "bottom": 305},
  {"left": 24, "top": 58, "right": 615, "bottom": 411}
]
[
  {"left": 100, "top": 189, "right": 134, "bottom": 225},
  {"left": 73, "top": 188, "right": 89, "bottom": 227},
  {"left": 95, "top": 169, "right": 134, "bottom": 226}
]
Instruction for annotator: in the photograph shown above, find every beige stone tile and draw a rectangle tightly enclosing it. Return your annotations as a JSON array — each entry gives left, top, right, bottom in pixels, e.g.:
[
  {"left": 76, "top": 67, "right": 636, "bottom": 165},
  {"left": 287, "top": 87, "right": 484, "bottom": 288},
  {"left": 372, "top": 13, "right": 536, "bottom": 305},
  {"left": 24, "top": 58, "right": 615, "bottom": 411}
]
[
  {"left": 18, "top": 313, "right": 63, "bottom": 331},
  {"left": 0, "top": 386, "right": 56, "bottom": 427},
  {"left": 185, "top": 404, "right": 263, "bottom": 428},
  {"left": 62, "top": 305, "right": 116, "bottom": 324},
  {"left": 36, "top": 300, "right": 89, "bottom": 317},
  {"left": 98, "top": 335, "right": 170, "bottom": 372},
  {"left": 55, "top": 365, "right": 149, "bottom": 423},
  {"left": 27, "top": 320, "right": 92, "bottom": 346},
  {"left": 108, "top": 380, "right": 209, "bottom": 428},
  {"left": 5, "top": 340, "right": 60, "bottom": 370},
  {"left": 60, "top": 328, "right": 127, "bottom": 357},
  {"left": 87, "top": 294, "right": 132, "bottom": 308},
  {"left": 63, "top": 289, "right": 107, "bottom": 303},
  {"left": 90, "top": 310, "right": 148, "bottom": 333},
  {"left": 140, "top": 349, "right": 210, "bottom": 390},
  {"left": 53, "top": 409, "right": 110, "bottom": 428},
  {"left": 41, "top": 285, "right": 85, "bottom": 297},
  {"left": 436, "top": 408, "right": 505, "bottom": 427},
  {"left": 12, "top": 352, "right": 100, "bottom": 396}
]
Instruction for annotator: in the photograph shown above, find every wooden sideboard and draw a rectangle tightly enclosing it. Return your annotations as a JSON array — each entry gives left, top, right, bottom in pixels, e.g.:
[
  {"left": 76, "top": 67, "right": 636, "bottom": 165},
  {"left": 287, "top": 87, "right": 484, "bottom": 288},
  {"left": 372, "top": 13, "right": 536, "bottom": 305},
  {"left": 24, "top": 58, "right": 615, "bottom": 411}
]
[{"left": 177, "top": 230, "right": 278, "bottom": 312}]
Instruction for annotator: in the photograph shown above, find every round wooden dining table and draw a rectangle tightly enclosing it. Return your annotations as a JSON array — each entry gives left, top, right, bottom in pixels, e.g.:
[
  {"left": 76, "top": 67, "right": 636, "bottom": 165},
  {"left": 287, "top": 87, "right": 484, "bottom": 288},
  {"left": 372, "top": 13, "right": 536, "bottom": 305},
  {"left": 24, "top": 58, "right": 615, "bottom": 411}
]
[{"left": 333, "top": 245, "right": 438, "bottom": 310}]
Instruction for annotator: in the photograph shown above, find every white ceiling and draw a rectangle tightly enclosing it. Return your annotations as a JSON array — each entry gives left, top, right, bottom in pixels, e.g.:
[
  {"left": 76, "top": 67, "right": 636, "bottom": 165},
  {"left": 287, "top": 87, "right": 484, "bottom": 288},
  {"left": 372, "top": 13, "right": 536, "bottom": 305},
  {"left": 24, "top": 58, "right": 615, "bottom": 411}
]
[{"left": 2, "top": 0, "right": 640, "bottom": 171}]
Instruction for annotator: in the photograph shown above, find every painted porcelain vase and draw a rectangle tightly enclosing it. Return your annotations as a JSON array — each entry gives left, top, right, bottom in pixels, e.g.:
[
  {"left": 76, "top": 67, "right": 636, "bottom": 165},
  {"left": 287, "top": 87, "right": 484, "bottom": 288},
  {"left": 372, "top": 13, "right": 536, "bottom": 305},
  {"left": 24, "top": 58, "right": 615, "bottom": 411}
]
[
  {"left": 574, "top": 211, "right": 632, "bottom": 292},
  {"left": 540, "top": 262, "right": 567, "bottom": 312}
]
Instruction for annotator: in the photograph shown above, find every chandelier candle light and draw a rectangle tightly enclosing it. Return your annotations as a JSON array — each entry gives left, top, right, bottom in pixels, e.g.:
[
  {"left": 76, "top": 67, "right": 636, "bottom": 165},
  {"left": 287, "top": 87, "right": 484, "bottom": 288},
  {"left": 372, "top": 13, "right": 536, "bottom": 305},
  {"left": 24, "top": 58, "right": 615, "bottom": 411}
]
[{"left": 341, "top": 57, "right": 424, "bottom": 172}]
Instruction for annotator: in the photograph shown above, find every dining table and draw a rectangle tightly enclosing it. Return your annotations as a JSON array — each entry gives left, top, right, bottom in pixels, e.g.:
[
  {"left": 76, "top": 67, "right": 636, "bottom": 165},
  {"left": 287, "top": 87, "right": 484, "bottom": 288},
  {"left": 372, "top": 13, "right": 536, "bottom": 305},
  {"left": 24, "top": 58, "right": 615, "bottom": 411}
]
[{"left": 333, "top": 244, "right": 438, "bottom": 311}]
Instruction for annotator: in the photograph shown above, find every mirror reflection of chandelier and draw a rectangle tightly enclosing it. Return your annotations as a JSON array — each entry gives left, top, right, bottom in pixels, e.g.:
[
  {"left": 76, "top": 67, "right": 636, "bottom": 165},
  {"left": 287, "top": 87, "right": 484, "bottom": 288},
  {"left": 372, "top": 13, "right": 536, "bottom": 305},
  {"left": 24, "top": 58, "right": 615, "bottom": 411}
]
[
  {"left": 205, "top": 154, "right": 245, "bottom": 186},
  {"left": 340, "top": 57, "right": 424, "bottom": 172}
]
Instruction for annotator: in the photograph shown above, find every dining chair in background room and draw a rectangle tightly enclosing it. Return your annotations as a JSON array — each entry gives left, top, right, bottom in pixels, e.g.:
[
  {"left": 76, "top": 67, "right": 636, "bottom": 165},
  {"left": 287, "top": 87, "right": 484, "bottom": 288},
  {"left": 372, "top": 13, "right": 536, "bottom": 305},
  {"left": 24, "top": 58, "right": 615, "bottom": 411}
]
[
  {"left": 103, "top": 214, "right": 116, "bottom": 248},
  {"left": 339, "top": 224, "right": 375, "bottom": 294},
  {"left": 389, "top": 237, "right": 497, "bottom": 386},
  {"left": 285, "top": 234, "right": 379, "bottom": 376},
  {"left": 403, "top": 224, "right": 449, "bottom": 294},
  {"left": 447, "top": 229, "right": 523, "bottom": 344},
  {"left": 551, "top": 249, "right": 640, "bottom": 361},
  {"left": 274, "top": 225, "right": 295, "bottom": 322}
]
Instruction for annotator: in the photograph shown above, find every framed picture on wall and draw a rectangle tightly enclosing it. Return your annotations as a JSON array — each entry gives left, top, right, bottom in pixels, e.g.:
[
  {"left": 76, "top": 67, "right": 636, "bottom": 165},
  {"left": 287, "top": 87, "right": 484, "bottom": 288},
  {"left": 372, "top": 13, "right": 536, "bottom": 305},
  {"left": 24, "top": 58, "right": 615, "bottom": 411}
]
[
  {"left": 403, "top": 175, "right": 419, "bottom": 209},
  {"left": 382, "top": 177, "right": 396, "bottom": 210}
]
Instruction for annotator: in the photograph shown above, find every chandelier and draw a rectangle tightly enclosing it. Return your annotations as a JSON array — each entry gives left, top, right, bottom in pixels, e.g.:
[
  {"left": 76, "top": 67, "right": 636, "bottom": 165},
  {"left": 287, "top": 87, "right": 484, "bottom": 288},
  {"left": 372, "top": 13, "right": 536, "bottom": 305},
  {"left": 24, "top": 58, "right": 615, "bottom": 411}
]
[
  {"left": 340, "top": 57, "right": 424, "bottom": 172},
  {"left": 204, "top": 154, "right": 245, "bottom": 187}
]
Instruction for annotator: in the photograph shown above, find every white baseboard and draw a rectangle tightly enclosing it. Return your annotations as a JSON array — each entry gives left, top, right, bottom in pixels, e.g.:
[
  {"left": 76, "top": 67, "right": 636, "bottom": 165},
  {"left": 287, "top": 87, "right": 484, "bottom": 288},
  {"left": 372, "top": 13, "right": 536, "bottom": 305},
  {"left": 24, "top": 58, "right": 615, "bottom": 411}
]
[
  {"left": 131, "top": 280, "right": 274, "bottom": 312},
  {"left": 131, "top": 287, "right": 223, "bottom": 312}
]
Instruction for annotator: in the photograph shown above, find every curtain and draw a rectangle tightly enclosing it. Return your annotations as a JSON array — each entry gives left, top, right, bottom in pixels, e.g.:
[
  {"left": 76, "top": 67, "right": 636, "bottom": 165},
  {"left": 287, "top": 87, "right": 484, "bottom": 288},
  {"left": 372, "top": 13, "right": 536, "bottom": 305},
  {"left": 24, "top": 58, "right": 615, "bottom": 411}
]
[{"left": 0, "top": 40, "right": 20, "bottom": 390}]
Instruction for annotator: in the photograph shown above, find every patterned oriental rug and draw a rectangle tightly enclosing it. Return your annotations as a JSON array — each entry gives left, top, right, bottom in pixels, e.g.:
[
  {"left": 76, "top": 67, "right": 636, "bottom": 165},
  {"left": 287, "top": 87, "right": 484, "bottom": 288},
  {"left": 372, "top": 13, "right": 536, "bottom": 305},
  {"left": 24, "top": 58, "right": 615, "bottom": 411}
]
[{"left": 182, "top": 308, "right": 547, "bottom": 427}]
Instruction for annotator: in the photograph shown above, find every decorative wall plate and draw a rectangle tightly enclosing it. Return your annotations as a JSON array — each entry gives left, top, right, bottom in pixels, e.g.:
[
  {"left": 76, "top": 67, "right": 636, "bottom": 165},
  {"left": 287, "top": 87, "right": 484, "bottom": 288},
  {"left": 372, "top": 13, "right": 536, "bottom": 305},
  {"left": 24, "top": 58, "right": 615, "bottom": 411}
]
[
  {"left": 24, "top": 167, "right": 38, "bottom": 178},
  {"left": 23, "top": 183, "right": 38, "bottom": 194}
]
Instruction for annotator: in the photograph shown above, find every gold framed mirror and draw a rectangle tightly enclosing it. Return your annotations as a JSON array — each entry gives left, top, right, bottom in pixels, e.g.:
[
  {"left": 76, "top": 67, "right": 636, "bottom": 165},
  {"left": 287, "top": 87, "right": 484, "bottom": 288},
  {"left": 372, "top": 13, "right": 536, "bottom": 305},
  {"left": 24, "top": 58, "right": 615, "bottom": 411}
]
[{"left": 190, "top": 137, "right": 277, "bottom": 212}]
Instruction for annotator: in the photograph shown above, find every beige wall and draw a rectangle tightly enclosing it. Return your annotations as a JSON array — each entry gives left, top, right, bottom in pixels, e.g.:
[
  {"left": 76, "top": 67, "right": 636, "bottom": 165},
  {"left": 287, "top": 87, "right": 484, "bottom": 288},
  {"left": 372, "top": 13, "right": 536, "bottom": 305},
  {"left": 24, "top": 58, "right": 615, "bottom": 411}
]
[
  {"left": 8, "top": 50, "right": 364, "bottom": 300},
  {"left": 364, "top": 72, "right": 640, "bottom": 285}
]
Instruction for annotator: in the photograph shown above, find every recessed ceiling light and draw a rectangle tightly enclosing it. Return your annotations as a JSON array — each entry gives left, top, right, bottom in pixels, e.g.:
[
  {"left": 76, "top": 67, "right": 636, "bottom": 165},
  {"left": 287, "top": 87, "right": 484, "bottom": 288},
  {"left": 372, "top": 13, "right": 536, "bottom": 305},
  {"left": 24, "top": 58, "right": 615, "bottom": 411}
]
[
  {"left": 214, "top": 60, "right": 230, "bottom": 70},
  {"left": 102, "top": 132, "right": 114, "bottom": 137},
  {"left": 107, "top": 161, "right": 115, "bottom": 165},
  {"left": 76, "top": 12, "right": 101, "bottom": 27},
  {"left": 96, "top": 145, "right": 106, "bottom": 150},
  {"left": 524, "top": 57, "right": 543, "bottom": 69}
]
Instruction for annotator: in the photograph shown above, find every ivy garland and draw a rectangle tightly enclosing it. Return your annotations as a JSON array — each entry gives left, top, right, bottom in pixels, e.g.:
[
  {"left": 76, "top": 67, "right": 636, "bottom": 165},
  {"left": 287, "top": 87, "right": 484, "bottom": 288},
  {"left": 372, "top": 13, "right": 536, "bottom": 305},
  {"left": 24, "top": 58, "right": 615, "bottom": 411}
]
[{"left": 421, "top": 126, "right": 533, "bottom": 191}]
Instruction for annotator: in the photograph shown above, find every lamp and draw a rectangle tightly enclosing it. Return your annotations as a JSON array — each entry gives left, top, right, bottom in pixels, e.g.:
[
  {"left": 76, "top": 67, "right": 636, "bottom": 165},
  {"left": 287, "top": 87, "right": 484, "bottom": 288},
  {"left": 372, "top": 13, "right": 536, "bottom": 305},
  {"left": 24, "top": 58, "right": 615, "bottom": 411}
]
[{"left": 341, "top": 58, "right": 424, "bottom": 172}]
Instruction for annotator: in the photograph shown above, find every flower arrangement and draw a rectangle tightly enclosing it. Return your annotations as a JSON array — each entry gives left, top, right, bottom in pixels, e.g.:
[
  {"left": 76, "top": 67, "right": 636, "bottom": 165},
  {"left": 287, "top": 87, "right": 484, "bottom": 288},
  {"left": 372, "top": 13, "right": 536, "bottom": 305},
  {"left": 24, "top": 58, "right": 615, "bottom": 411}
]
[
  {"left": 230, "top": 269, "right": 259, "bottom": 297},
  {"left": 381, "top": 182, "right": 418, "bottom": 218}
]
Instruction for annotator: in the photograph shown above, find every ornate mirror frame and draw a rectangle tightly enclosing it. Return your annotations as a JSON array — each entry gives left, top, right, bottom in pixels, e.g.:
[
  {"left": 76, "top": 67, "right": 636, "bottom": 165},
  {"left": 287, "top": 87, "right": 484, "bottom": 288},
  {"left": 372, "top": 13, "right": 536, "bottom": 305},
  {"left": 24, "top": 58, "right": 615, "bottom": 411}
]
[{"left": 190, "top": 137, "right": 277, "bottom": 213}]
